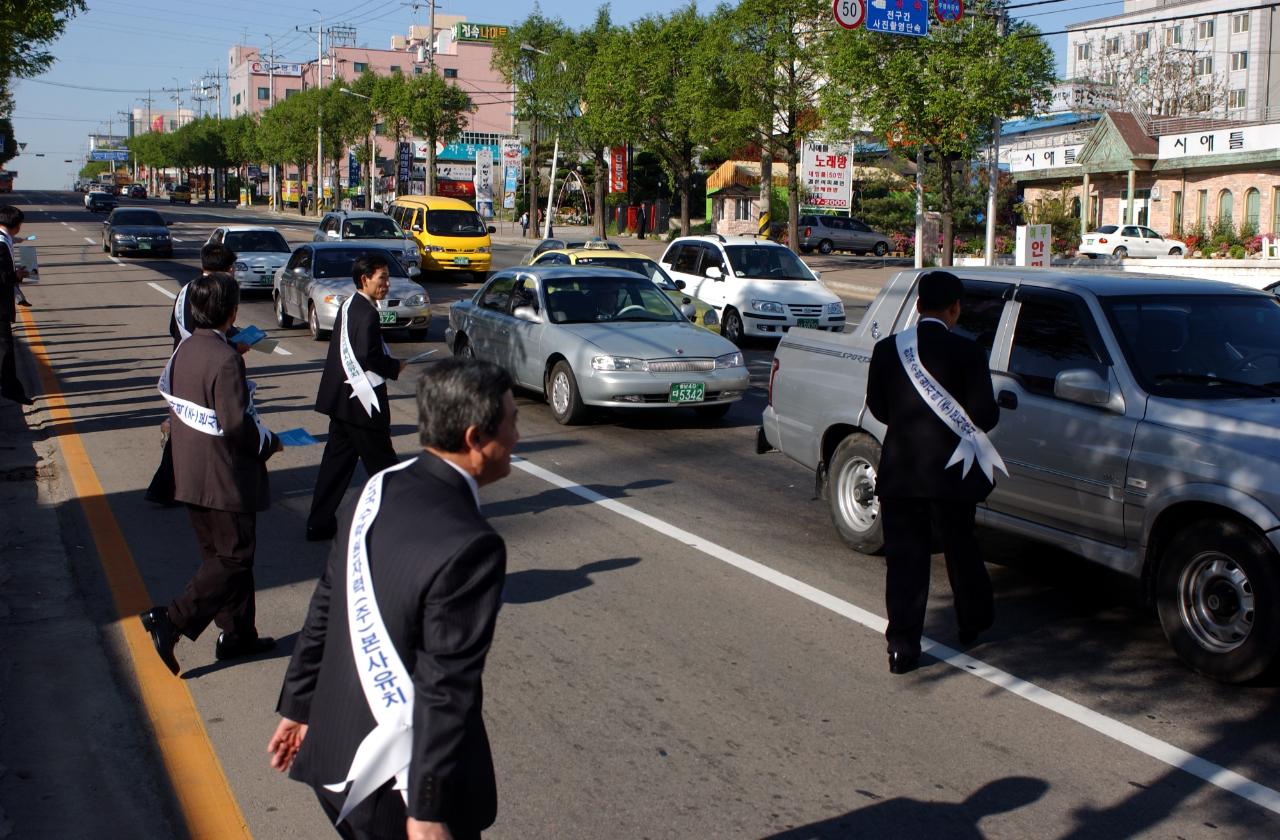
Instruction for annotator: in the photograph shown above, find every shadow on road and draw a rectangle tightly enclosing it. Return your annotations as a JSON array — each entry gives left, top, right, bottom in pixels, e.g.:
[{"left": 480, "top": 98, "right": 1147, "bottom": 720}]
[{"left": 502, "top": 556, "right": 641, "bottom": 605}]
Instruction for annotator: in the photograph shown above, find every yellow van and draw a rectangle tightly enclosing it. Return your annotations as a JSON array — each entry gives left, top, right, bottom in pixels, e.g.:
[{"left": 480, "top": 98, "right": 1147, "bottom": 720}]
[{"left": 390, "top": 195, "right": 495, "bottom": 277}]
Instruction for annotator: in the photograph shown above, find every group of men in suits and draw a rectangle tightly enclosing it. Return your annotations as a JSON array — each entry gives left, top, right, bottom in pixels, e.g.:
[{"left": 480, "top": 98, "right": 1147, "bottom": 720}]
[{"left": 0, "top": 205, "right": 33, "bottom": 406}]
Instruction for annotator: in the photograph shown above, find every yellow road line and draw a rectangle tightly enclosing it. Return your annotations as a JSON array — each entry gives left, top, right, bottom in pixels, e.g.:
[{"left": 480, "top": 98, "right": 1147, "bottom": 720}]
[{"left": 18, "top": 308, "right": 253, "bottom": 840}]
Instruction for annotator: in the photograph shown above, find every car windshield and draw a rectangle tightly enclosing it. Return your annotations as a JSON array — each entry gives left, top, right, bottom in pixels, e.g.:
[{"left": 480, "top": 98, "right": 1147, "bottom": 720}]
[
  {"left": 112, "top": 211, "right": 163, "bottom": 226},
  {"left": 313, "top": 248, "right": 409, "bottom": 279},
  {"left": 343, "top": 217, "right": 403, "bottom": 239},
  {"left": 1104, "top": 294, "right": 1280, "bottom": 398},
  {"left": 544, "top": 275, "right": 683, "bottom": 324},
  {"left": 224, "top": 230, "right": 290, "bottom": 253},
  {"left": 573, "top": 256, "right": 675, "bottom": 288},
  {"left": 424, "top": 209, "right": 487, "bottom": 236},
  {"left": 724, "top": 244, "right": 817, "bottom": 281}
]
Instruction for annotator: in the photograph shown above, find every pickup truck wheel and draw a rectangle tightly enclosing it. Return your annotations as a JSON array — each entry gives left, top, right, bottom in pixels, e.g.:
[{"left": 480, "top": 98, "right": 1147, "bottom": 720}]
[
  {"left": 873, "top": 241, "right": 889, "bottom": 257},
  {"left": 828, "top": 434, "right": 884, "bottom": 554},
  {"left": 547, "top": 361, "right": 588, "bottom": 425},
  {"left": 722, "top": 308, "right": 744, "bottom": 347},
  {"left": 1156, "top": 519, "right": 1280, "bottom": 683},
  {"left": 818, "top": 239, "right": 834, "bottom": 255}
]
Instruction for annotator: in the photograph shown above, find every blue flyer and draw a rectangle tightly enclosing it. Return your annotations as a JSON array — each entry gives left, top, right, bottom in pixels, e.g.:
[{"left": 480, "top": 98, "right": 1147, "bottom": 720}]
[{"left": 277, "top": 428, "right": 320, "bottom": 447}]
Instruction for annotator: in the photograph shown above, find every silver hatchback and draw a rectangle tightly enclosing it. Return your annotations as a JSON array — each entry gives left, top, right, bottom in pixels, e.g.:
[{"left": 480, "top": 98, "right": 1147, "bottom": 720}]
[{"left": 798, "top": 214, "right": 892, "bottom": 256}]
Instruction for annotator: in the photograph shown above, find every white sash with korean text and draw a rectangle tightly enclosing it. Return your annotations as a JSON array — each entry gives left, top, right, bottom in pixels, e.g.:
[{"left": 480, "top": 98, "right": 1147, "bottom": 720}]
[
  {"left": 157, "top": 339, "right": 272, "bottom": 451},
  {"left": 174, "top": 284, "right": 191, "bottom": 341},
  {"left": 324, "top": 458, "right": 418, "bottom": 823},
  {"left": 897, "top": 327, "right": 1007, "bottom": 483},
  {"left": 340, "top": 295, "right": 386, "bottom": 418}
]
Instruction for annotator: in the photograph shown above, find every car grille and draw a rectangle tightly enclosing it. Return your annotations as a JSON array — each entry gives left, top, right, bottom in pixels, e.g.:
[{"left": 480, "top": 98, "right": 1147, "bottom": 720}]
[
  {"left": 647, "top": 358, "right": 715, "bottom": 373},
  {"left": 787, "top": 304, "right": 823, "bottom": 317},
  {"left": 636, "top": 390, "right": 724, "bottom": 403},
  {"left": 442, "top": 247, "right": 482, "bottom": 254}
]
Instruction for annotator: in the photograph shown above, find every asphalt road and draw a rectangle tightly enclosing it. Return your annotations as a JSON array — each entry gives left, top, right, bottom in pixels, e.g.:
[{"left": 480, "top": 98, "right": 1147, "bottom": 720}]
[{"left": 8, "top": 190, "right": 1280, "bottom": 839}]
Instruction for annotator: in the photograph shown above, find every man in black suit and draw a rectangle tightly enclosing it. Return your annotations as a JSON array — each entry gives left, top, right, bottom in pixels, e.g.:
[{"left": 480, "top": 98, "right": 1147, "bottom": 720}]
[
  {"left": 139, "top": 273, "right": 282, "bottom": 675},
  {"left": 866, "top": 271, "right": 1001, "bottom": 675},
  {"left": 306, "top": 251, "right": 405, "bottom": 541},
  {"left": 270, "top": 358, "right": 517, "bottom": 840},
  {"left": 0, "top": 205, "right": 33, "bottom": 405}
]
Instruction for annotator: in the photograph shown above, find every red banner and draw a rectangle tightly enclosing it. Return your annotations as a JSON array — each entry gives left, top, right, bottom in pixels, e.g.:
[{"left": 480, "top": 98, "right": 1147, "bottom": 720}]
[
  {"left": 437, "top": 179, "right": 475, "bottom": 199},
  {"left": 609, "top": 146, "right": 627, "bottom": 194}
]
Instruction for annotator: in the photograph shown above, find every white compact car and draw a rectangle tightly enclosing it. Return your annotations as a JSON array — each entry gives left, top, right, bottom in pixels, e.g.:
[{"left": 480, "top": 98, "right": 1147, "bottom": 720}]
[
  {"left": 206, "top": 226, "right": 293, "bottom": 291},
  {"left": 659, "top": 235, "right": 845, "bottom": 345},
  {"left": 1079, "top": 224, "right": 1187, "bottom": 259}
]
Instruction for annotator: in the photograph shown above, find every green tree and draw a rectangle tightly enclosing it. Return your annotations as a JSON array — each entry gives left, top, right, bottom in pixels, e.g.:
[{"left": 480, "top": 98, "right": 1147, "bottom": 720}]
[
  {"left": 0, "top": 116, "right": 17, "bottom": 167},
  {"left": 405, "top": 72, "right": 473, "bottom": 196},
  {"left": 258, "top": 88, "right": 321, "bottom": 210},
  {"left": 0, "top": 1, "right": 86, "bottom": 111},
  {"left": 568, "top": 8, "right": 626, "bottom": 237},
  {"left": 823, "top": 5, "right": 1055, "bottom": 264}
]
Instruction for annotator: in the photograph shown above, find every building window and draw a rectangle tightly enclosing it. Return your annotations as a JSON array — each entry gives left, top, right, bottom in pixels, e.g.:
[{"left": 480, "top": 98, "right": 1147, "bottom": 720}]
[
  {"left": 1229, "top": 88, "right": 1247, "bottom": 109},
  {"left": 443, "top": 68, "right": 458, "bottom": 78},
  {"left": 1198, "top": 189, "right": 1209, "bottom": 228},
  {"left": 1075, "top": 43, "right": 1090, "bottom": 62},
  {"left": 1071, "top": 197, "right": 1081, "bottom": 218},
  {"left": 1218, "top": 190, "right": 1234, "bottom": 226},
  {"left": 1103, "top": 70, "right": 1118, "bottom": 86},
  {"left": 1135, "top": 31, "right": 1150, "bottom": 50},
  {"left": 1194, "top": 57, "right": 1213, "bottom": 76},
  {"left": 390, "top": 65, "right": 401, "bottom": 74},
  {"left": 284, "top": 88, "right": 297, "bottom": 99},
  {"left": 233, "top": 93, "right": 241, "bottom": 106},
  {"left": 1172, "top": 191, "right": 1183, "bottom": 233},
  {"left": 374, "top": 121, "right": 385, "bottom": 136},
  {"left": 1232, "top": 13, "right": 1249, "bottom": 34},
  {"left": 734, "top": 199, "right": 751, "bottom": 221},
  {"left": 257, "top": 87, "right": 269, "bottom": 100},
  {"left": 1165, "top": 25, "right": 1182, "bottom": 46},
  {"left": 354, "top": 62, "right": 368, "bottom": 73},
  {"left": 1105, "top": 36, "right": 1120, "bottom": 55},
  {"left": 413, "top": 66, "right": 423, "bottom": 75},
  {"left": 1198, "top": 19, "right": 1215, "bottom": 39},
  {"left": 1246, "top": 188, "right": 1261, "bottom": 230},
  {"left": 1232, "top": 51, "right": 1248, "bottom": 71}
]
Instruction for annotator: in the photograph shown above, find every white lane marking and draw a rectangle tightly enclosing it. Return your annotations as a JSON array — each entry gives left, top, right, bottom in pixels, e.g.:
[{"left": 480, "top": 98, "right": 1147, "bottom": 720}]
[
  {"left": 60, "top": 221, "right": 68, "bottom": 227},
  {"left": 510, "top": 456, "right": 1280, "bottom": 818},
  {"left": 273, "top": 345, "right": 293, "bottom": 356},
  {"left": 109, "top": 256, "right": 124, "bottom": 266},
  {"left": 147, "top": 282, "right": 176, "bottom": 299},
  {"left": 172, "top": 237, "right": 184, "bottom": 243},
  {"left": 68, "top": 226, "right": 78, "bottom": 232},
  {"left": 83, "top": 236, "right": 95, "bottom": 245}
]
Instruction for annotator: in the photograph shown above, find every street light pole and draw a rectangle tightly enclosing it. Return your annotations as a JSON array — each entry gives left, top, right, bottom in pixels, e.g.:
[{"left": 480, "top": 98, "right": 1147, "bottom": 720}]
[
  {"left": 341, "top": 88, "right": 377, "bottom": 208},
  {"left": 520, "top": 43, "right": 563, "bottom": 240},
  {"left": 313, "top": 9, "right": 324, "bottom": 211},
  {"left": 984, "top": 6, "right": 1007, "bottom": 266}
]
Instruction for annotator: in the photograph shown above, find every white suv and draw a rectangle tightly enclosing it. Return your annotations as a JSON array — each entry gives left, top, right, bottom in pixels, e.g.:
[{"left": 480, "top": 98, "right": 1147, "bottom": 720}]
[{"left": 659, "top": 235, "right": 845, "bottom": 344}]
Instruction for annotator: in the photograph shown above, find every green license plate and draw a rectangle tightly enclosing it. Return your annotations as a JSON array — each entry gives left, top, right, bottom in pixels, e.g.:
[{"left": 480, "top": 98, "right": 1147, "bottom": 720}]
[
  {"left": 796, "top": 318, "right": 818, "bottom": 329},
  {"left": 452, "top": 256, "right": 470, "bottom": 266},
  {"left": 379, "top": 311, "right": 397, "bottom": 325},
  {"left": 139, "top": 242, "right": 151, "bottom": 250},
  {"left": 669, "top": 382, "right": 706, "bottom": 403}
]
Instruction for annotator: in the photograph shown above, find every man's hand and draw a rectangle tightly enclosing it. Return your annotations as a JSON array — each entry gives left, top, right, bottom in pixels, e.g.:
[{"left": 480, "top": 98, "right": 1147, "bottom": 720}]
[
  {"left": 267, "top": 717, "right": 308, "bottom": 772},
  {"left": 273, "top": 436, "right": 285, "bottom": 454},
  {"left": 15, "top": 266, "right": 29, "bottom": 280},
  {"left": 235, "top": 341, "right": 252, "bottom": 356},
  {"left": 406, "top": 819, "right": 452, "bottom": 840},
  {"left": 399, "top": 360, "right": 408, "bottom": 375}
]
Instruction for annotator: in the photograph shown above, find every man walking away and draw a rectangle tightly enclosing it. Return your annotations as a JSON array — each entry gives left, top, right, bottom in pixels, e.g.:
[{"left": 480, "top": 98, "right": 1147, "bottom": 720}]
[
  {"left": 865, "top": 271, "right": 1002, "bottom": 675},
  {"left": 270, "top": 358, "right": 518, "bottom": 840},
  {"left": 0, "top": 206, "right": 32, "bottom": 404},
  {"left": 637, "top": 205, "right": 647, "bottom": 240},
  {"left": 139, "top": 273, "right": 282, "bottom": 675},
  {"left": 306, "top": 252, "right": 405, "bottom": 541}
]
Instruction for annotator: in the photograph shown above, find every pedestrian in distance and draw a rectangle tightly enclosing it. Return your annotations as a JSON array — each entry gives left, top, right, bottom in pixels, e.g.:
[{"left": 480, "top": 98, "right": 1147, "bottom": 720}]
[
  {"left": 300, "top": 191, "right": 310, "bottom": 217},
  {"left": 637, "top": 204, "right": 647, "bottom": 240},
  {"left": 0, "top": 206, "right": 33, "bottom": 405},
  {"left": 519, "top": 210, "right": 528, "bottom": 238},
  {"left": 306, "top": 251, "right": 406, "bottom": 542},
  {"left": 270, "top": 357, "right": 518, "bottom": 840},
  {"left": 140, "top": 273, "right": 283, "bottom": 676},
  {"left": 865, "top": 270, "right": 1003, "bottom": 675}
]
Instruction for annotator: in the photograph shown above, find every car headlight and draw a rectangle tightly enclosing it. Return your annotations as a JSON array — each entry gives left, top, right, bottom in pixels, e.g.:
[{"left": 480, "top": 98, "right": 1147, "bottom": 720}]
[
  {"left": 703, "top": 309, "right": 719, "bottom": 326},
  {"left": 423, "top": 244, "right": 444, "bottom": 253},
  {"left": 404, "top": 293, "right": 427, "bottom": 308},
  {"left": 322, "top": 293, "right": 348, "bottom": 305},
  {"left": 826, "top": 301, "right": 845, "bottom": 317},
  {"left": 113, "top": 233, "right": 136, "bottom": 242},
  {"left": 476, "top": 245, "right": 491, "bottom": 254},
  {"left": 715, "top": 351, "right": 744, "bottom": 369},
  {"left": 234, "top": 261, "right": 249, "bottom": 272},
  {"left": 591, "top": 355, "right": 649, "bottom": 371},
  {"left": 155, "top": 233, "right": 169, "bottom": 240},
  {"left": 751, "top": 299, "right": 785, "bottom": 314}
]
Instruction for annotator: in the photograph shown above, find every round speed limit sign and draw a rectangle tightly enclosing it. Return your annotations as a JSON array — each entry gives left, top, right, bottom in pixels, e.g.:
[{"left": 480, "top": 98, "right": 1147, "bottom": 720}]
[{"left": 833, "top": 0, "right": 866, "bottom": 29}]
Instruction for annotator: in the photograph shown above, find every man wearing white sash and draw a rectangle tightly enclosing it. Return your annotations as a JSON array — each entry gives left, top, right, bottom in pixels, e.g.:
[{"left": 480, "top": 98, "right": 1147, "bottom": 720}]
[
  {"left": 271, "top": 358, "right": 516, "bottom": 840},
  {"left": 307, "top": 251, "right": 405, "bottom": 542},
  {"left": 0, "top": 206, "right": 33, "bottom": 405},
  {"left": 140, "top": 273, "right": 282, "bottom": 675},
  {"left": 866, "top": 271, "right": 1002, "bottom": 675}
]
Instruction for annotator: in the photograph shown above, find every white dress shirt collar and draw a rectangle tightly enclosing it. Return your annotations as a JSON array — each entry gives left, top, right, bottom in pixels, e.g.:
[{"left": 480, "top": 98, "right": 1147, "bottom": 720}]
[
  {"left": 440, "top": 457, "right": 481, "bottom": 509},
  {"left": 918, "top": 316, "right": 950, "bottom": 331}
]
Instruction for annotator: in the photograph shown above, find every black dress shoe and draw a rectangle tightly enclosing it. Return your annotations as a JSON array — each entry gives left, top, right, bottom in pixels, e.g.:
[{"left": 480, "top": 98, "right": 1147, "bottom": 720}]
[
  {"left": 139, "top": 607, "right": 181, "bottom": 675},
  {"left": 958, "top": 621, "right": 993, "bottom": 647},
  {"left": 215, "top": 633, "right": 276, "bottom": 661},
  {"left": 306, "top": 524, "right": 337, "bottom": 542},
  {"left": 888, "top": 651, "right": 920, "bottom": 675}
]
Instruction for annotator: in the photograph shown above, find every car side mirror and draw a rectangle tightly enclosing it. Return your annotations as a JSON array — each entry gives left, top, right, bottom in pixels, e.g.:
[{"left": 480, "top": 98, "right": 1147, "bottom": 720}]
[
  {"left": 407, "top": 266, "right": 422, "bottom": 278},
  {"left": 680, "top": 301, "right": 696, "bottom": 319},
  {"left": 705, "top": 265, "right": 724, "bottom": 281},
  {"left": 512, "top": 305, "right": 541, "bottom": 324},
  {"left": 674, "top": 279, "right": 687, "bottom": 290},
  {"left": 487, "top": 225, "right": 497, "bottom": 234},
  {"left": 1054, "top": 368, "right": 1124, "bottom": 413},
  {"left": 412, "top": 224, "right": 423, "bottom": 233},
  {"left": 811, "top": 269, "right": 822, "bottom": 281}
]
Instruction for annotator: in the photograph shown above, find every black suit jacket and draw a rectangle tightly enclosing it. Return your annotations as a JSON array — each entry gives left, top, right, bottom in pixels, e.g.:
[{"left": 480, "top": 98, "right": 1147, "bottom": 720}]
[
  {"left": 279, "top": 454, "right": 506, "bottom": 828},
  {"left": 0, "top": 239, "right": 19, "bottom": 324},
  {"left": 315, "top": 293, "right": 400, "bottom": 429},
  {"left": 168, "top": 329, "right": 279, "bottom": 511},
  {"left": 866, "top": 320, "right": 999, "bottom": 501},
  {"left": 168, "top": 276, "right": 241, "bottom": 349}
]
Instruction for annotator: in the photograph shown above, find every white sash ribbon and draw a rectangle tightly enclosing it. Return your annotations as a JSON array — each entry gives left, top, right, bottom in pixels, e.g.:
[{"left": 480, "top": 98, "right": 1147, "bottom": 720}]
[
  {"left": 340, "top": 296, "right": 387, "bottom": 418},
  {"left": 157, "top": 339, "right": 272, "bottom": 451},
  {"left": 897, "top": 327, "right": 1007, "bottom": 483},
  {"left": 174, "top": 285, "right": 191, "bottom": 341},
  {"left": 323, "top": 457, "right": 419, "bottom": 823}
]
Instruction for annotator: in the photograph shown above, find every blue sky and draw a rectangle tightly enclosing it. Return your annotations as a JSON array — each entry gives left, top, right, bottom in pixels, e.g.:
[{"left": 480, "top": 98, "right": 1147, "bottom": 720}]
[{"left": 11, "top": 0, "right": 1121, "bottom": 189}]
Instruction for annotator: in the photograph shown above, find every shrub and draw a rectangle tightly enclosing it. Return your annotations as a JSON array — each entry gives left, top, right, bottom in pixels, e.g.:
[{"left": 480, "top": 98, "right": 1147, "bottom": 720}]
[
  {"left": 1209, "top": 215, "right": 1239, "bottom": 249},
  {"left": 890, "top": 231, "right": 914, "bottom": 255},
  {"left": 1229, "top": 244, "right": 1247, "bottom": 259}
]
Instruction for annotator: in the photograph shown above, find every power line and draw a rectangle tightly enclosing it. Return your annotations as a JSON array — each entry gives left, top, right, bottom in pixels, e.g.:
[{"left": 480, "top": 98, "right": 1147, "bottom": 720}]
[{"left": 1019, "top": 0, "right": 1279, "bottom": 38}]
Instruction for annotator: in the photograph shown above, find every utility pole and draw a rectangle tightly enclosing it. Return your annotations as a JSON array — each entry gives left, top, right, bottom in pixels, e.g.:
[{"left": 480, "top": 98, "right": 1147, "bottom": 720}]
[
  {"left": 299, "top": 10, "right": 324, "bottom": 211},
  {"left": 265, "top": 34, "right": 277, "bottom": 210},
  {"left": 984, "top": 3, "right": 1007, "bottom": 266}
]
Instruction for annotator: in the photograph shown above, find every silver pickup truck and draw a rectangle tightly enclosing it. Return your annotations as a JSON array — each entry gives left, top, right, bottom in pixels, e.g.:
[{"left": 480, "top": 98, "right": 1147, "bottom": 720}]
[{"left": 760, "top": 267, "right": 1280, "bottom": 683}]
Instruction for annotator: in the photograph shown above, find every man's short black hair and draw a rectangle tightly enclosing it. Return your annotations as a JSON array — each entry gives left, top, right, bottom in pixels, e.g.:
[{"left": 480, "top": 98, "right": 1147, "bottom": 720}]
[
  {"left": 418, "top": 358, "right": 513, "bottom": 453},
  {"left": 352, "top": 251, "right": 391, "bottom": 289},
  {"left": 201, "top": 242, "right": 237, "bottom": 272},
  {"left": 187, "top": 272, "right": 240, "bottom": 329},
  {"left": 0, "top": 206, "right": 25, "bottom": 230},
  {"left": 916, "top": 271, "right": 964, "bottom": 312}
]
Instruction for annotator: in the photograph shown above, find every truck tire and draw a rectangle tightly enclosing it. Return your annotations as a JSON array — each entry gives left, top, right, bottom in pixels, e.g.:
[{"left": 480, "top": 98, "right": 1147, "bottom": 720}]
[
  {"left": 1156, "top": 518, "right": 1280, "bottom": 683},
  {"left": 827, "top": 433, "right": 884, "bottom": 555}
]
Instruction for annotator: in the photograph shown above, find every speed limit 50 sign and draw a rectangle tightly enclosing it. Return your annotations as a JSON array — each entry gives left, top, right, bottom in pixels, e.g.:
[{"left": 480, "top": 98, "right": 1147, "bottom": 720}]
[{"left": 833, "top": 0, "right": 865, "bottom": 29}]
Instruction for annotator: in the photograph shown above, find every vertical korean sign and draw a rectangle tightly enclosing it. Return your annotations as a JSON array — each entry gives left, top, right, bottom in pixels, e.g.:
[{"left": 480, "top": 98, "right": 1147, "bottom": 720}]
[
  {"left": 801, "top": 141, "right": 853, "bottom": 210},
  {"left": 474, "top": 147, "right": 494, "bottom": 218},
  {"left": 1015, "top": 224, "right": 1052, "bottom": 267},
  {"left": 609, "top": 146, "right": 628, "bottom": 194},
  {"left": 501, "top": 137, "right": 521, "bottom": 210}
]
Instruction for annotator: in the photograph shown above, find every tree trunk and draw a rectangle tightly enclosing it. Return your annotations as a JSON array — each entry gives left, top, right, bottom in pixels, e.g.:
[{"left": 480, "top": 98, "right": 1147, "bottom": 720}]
[
  {"left": 425, "top": 133, "right": 436, "bottom": 196},
  {"left": 784, "top": 142, "right": 800, "bottom": 253},
  {"left": 678, "top": 163, "right": 691, "bottom": 237},
  {"left": 593, "top": 146, "right": 607, "bottom": 238},
  {"left": 941, "top": 154, "right": 954, "bottom": 267},
  {"left": 759, "top": 145, "right": 773, "bottom": 238}
]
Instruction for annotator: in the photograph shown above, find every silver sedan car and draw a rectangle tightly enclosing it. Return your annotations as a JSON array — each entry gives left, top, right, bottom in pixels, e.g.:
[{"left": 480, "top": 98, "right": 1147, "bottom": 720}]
[
  {"left": 273, "top": 242, "right": 431, "bottom": 341},
  {"left": 206, "top": 226, "right": 293, "bottom": 292},
  {"left": 446, "top": 265, "right": 749, "bottom": 424}
]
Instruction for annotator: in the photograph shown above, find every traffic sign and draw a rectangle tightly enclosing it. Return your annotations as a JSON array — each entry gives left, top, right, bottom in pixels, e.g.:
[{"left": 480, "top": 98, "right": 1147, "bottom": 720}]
[
  {"left": 866, "top": 0, "right": 929, "bottom": 37},
  {"left": 935, "top": 0, "right": 963, "bottom": 23},
  {"left": 833, "top": 0, "right": 865, "bottom": 29},
  {"left": 89, "top": 149, "right": 129, "bottom": 162}
]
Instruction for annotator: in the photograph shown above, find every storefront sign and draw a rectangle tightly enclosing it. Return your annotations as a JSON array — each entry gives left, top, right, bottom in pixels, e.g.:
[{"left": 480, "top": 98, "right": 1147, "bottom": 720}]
[
  {"left": 1158, "top": 122, "right": 1280, "bottom": 160},
  {"left": 609, "top": 146, "right": 628, "bottom": 194},
  {"left": 801, "top": 141, "right": 853, "bottom": 210},
  {"left": 1016, "top": 224, "right": 1052, "bottom": 267},
  {"left": 398, "top": 142, "right": 412, "bottom": 182},
  {"left": 474, "top": 147, "right": 494, "bottom": 217},
  {"left": 415, "top": 141, "right": 502, "bottom": 162},
  {"left": 250, "top": 61, "right": 302, "bottom": 77},
  {"left": 436, "top": 180, "right": 475, "bottom": 199},
  {"left": 453, "top": 22, "right": 509, "bottom": 42},
  {"left": 437, "top": 163, "right": 473, "bottom": 180},
  {"left": 1008, "top": 144, "right": 1083, "bottom": 172}
]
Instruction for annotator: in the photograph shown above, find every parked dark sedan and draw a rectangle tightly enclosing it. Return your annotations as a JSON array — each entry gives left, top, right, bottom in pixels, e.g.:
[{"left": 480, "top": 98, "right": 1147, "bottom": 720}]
[
  {"left": 128, "top": 184, "right": 147, "bottom": 199},
  {"left": 101, "top": 208, "right": 173, "bottom": 257}
]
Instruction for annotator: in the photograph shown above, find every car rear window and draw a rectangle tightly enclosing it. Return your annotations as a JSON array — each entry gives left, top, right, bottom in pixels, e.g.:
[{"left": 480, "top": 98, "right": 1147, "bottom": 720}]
[
  {"left": 1095, "top": 225, "right": 1118, "bottom": 234},
  {"left": 344, "top": 217, "right": 402, "bottom": 239},
  {"left": 112, "top": 211, "right": 163, "bottom": 225}
]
